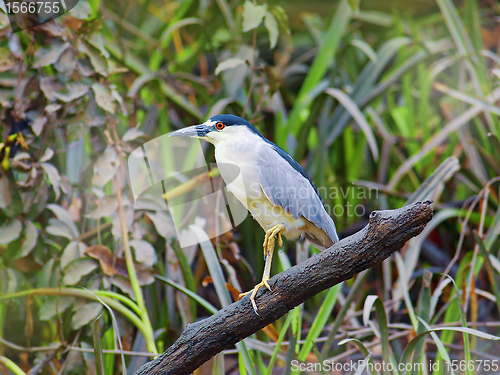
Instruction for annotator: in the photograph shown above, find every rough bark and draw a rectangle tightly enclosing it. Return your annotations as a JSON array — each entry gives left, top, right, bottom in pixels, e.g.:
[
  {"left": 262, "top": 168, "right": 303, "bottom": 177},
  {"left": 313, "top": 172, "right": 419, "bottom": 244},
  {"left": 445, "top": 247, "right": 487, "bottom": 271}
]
[{"left": 136, "top": 201, "right": 434, "bottom": 375}]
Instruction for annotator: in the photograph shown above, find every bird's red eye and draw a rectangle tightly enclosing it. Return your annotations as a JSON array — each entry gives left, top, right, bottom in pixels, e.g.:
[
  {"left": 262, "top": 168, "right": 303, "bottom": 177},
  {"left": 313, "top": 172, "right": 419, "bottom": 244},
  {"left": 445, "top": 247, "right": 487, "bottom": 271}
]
[{"left": 215, "top": 122, "right": 225, "bottom": 130}]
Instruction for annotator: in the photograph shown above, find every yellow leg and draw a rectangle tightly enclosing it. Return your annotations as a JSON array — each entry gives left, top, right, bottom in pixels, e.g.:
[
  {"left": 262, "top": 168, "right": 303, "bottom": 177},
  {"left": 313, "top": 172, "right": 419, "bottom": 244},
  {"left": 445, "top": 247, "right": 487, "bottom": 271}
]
[{"left": 239, "top": 223, "right": 285, "bottom": 314}]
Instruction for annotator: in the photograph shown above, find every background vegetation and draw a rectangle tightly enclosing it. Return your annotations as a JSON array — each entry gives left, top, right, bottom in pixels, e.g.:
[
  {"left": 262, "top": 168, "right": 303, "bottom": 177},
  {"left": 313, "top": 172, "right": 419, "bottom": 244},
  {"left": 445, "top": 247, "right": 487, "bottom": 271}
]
[{"left": 1, "top": 0, "right": 500, "bottom": 373}]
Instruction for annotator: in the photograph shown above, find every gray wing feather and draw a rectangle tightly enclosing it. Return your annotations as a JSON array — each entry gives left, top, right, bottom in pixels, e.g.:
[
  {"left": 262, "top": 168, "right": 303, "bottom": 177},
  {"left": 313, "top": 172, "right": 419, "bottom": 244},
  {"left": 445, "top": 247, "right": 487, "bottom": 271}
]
[{"left": 256, "top": 144, "right": 339, "bottom": 245}]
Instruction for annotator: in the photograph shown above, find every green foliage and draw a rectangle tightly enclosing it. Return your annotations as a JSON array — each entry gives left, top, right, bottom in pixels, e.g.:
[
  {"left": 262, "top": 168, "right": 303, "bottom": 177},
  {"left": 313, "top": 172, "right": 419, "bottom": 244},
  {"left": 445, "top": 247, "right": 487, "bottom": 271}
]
[{"left": 1, "top": 0, "right": 500, "bottom": 373}]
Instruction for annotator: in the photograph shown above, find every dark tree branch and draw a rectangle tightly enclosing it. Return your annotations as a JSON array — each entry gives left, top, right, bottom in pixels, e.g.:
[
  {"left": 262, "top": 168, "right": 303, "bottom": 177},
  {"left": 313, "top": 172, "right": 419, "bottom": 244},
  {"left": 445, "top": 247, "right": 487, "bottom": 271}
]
[{"left": 136, "top": 201, "right": 434, "bottom": 375}]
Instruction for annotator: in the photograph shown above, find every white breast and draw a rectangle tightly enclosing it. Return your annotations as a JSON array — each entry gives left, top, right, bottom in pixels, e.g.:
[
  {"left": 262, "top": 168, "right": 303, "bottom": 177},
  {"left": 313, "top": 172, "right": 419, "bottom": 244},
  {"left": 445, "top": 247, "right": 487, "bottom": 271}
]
[
  {"left": 214, "top": 129, "right": 263, "bottom": 210},
  {"left": 212, "top": 127, "right": 307, "bottom": 239}
]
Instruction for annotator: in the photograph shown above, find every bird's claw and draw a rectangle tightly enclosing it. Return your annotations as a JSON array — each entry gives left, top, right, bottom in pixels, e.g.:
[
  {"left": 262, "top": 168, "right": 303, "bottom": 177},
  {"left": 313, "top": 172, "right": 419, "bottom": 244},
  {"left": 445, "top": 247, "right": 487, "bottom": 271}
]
[
  {"left": 263, "top": 225, "right": 283, "bottom": 257},
  {"left": 245, "top": 224, "right": 284, "bottom": 314},
  {"left": 238, "top": 279, "right": 271, "bottom": 315}
]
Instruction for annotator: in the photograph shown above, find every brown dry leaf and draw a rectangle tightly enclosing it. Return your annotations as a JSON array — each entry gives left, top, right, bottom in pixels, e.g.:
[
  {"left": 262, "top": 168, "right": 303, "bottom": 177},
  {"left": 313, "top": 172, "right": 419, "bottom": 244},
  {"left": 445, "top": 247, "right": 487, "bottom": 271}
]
[
  {"left": 305, "top": 352, "right": 318, "bottom": 365},
  {"left": 67, "top": 197, "right": 82, "bottom": 222},
  {"left": 85, "top": 245, "right": 155, "bottom": 285},
  {"left": 202, "top": 276, "right": 241, "bottom": 301},
  {"left": 85, "top": 245, "right": 127, "bottom": 278},
  {"left": 202, "top": 275, "right": 213, "bottom": 287},
  {"left": 481, "top": 25, "right": 500, "bottom": 51},
  {"left": 262, "top": 323, "right": 280, "bottom": 342},
  {"left": 14, "top": 257, "right": 42, "bottom": 273},
  {"left": 19, "top": 353, "right": 30, "bottom": 373},
  {"left": 225, "top": 283, "right": 241, "bottom": 302},
  {"left": 64, "top": 15, "right": 84, "bottom": 30}
]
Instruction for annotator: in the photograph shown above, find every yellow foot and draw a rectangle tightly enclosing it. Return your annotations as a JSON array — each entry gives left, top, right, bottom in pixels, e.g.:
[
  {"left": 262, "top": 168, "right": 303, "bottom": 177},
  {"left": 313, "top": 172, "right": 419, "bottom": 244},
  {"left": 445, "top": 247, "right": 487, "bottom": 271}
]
[
  {"left": 239, "top": 278, "right": 271, "bottom": 315},
  {"left": 241, "top": 224, "right": 285, "bottom": 315},
  {"left": 263, "top": 224, "right": 285, "bottom": 258}
]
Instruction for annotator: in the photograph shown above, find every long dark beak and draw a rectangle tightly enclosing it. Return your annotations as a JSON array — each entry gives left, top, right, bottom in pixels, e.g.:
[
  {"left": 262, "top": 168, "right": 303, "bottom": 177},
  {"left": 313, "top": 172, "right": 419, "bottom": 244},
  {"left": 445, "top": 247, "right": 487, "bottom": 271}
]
[{"left": 168, "top": 125, "right": 210, "bottom": 138}]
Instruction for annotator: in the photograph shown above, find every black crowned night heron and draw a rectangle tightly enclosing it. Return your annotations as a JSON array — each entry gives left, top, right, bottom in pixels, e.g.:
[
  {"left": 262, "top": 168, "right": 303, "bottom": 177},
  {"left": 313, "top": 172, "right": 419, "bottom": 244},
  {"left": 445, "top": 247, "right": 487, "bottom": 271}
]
[{"left": 169, "top": 114, "right": 339, "bottom": 314}]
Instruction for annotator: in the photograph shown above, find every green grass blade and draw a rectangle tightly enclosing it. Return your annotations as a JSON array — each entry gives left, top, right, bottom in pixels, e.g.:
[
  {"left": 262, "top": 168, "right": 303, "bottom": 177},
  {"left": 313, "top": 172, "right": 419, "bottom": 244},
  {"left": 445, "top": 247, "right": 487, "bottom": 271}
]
[
  {"left": 474, "top": 232, "right": 500, "bottom": 314},
  {"left": 189, "top": 226, "right": 256, "bottom": 375},
  {"left": 485, "top": 203, "right": 500, "bottom": 249},
  {"left": 350, "top": 39, "right": 377, "bottom": 62},
  {"left": 171, "top": 243, "right": 197, "bottom": 319},
  {"left": 323, "top": 37, "right": 412, "bottom": 147},
  {"left": 265, "top": 311, "right": 294, "bottom": 375},
  {"left": 354, "top": 353, "right": 373, "bottom": 375},
  {"left": 283, "top": 0, "right": 352, "bottom": 144},
  {"left": 236, "top": 341, "right": 258, "bottom": 375},
  {"left": 158, "top": 18, "right": 204, "bottom": 49},
  {"left": 311, "top": 344, "right": 329, "bottom": 375},
  {"left": 395, "top": 253, "right": 418, "bottom": 329},
  {"left": 444, "top": 275, "right": 471, "bottom": 375},
  {"left": 395, "top": 208, "right": 462, "bottom": 308},
  {"left": 401, "top": 325, "right": 500, "bottom": 365},
  {"left": 406, "top": 156, "right": 460, "bottom": 204},
  {"left": 434, "top": 83, "right": 500, "bottom": 115},
  {"left": 284, "top": 323, "right": 298, "bottom": 375},
  {"left": 190, "top": 225, "right": 231, "bottom": 307},
  {"left": 352, "top": 10, "right": 393, "bottom": 27},
  {"left": 412, "top": 272, "right": 432, "bottom": 375},
  {"left": 324, "top": 89, "right": 378, "bottom": 160},
  {"left": 215, "top": 0, "right": 235, "bottom": 34},
  {"left": 338, "top": 339, "right": 377, "bottom": 375},
  {"left": 321, "top": 270, "right": 368, "bottom": 357},
  {"left": 83, "top": 289, "right": 127, "bottom": 374},
  {"left": 0, "top": 287, "right": 146, "bottom": 338},
  {"left": 94, "top": 290, "right": 141, "bottom": 316},
  {"left": 401, "top": 327, "right": 453, "bottom": 375},
  {"left": 212, "top": 353, "right": 225, "bottom": 375},
  {"left": 363, "top": 295, "right": 391, "bottom": 373},
  {"left": 297, "top": 283, "right": 341, "bottom": 362},
  {"left": 93, "top": 315, "right": 105, "bottom": 375},
  {"left": 436, "top": 0, "right": 473, "bottom": 56},
  {"left": 155, "top": 275, "right": 218, "bottom": 314},
  {"left": 0, "top": 356, "right": 26, "bottom": 375}
]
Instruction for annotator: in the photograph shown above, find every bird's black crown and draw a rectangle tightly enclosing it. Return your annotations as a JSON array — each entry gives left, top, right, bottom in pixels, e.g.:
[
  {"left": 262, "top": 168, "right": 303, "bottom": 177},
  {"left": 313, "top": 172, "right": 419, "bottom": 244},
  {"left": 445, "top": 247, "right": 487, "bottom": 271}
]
[{"left": 208, "top": 114, "right": 264, "bottom": 135}]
